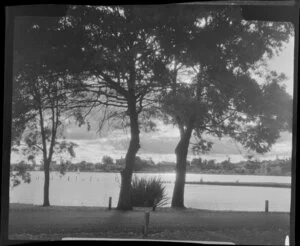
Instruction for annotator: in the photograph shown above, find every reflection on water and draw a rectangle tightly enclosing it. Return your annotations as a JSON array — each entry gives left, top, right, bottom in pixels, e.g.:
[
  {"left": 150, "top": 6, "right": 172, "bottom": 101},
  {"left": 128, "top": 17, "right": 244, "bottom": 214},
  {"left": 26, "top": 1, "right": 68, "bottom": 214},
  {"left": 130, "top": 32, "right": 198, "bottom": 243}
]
[{"left": 10, "top": 172, "right": 291, "bottom": 212}]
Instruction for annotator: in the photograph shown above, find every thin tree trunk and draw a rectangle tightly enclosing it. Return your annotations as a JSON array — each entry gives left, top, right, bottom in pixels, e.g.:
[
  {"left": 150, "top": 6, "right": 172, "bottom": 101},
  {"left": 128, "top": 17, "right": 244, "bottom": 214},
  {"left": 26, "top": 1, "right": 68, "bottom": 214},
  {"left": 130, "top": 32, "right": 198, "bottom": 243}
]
[
  {"left": 171, "top": 118, "right": 195, "bottom": 208},
  {"left": 37, "top": 103, "right": 51, "bottom": 207},
  {"left": 43, "top": 160, "right": 50, "bottom": 206},
  {"left": 117, "top": 97, "right": 140, "bottom": 210},
  {"left": 39, "top": 98, "right": 59, "bottom": 207}
]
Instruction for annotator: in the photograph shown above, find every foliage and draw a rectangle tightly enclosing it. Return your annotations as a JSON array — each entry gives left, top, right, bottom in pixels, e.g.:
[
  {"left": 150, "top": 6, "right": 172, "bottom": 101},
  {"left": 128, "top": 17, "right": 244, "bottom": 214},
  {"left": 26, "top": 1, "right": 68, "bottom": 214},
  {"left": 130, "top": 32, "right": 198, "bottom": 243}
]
[
  {"left": 206, "top": 160, "right": 217, "bottom": 170},
  {"left": 157, "top": 5, "right": 293, "bottom": 155},
  {"left": 62, "top": 5, "right": 176, "bottom": 209},
  {"left": 12, "top": 15, "right": 82, "bottom": 205},
  {"left": 131, "top": 176, "right": 169, "bottom": 207},
  {"left": 245, "top": 160, "right": 261, "bottom": 174},
  {"left": 102, "top": 155, "right": 114, "bottom": 166},
  {"left": 154, "top": 5, "right": 293, "bottom": 207},
  {"left": 58, "top": 160, "right": 72, "bottom": 175},
  {"left": 188, "top": 157, "right": 291, "bottom": 175},
  {"left": 279, "top": 159, "right": 291, "bottom": 174},
  {"left": 62, "top": 5, "right": 170, "bottom": 132},
  {"left": 220, "top": 159, "right": 235, "bottom": 171},
  {"left": 10, "top": 155, "right": 291, "bottom": 176},
  {"left": 191, "top": 158, "right": 208, "bottom": 169},
  {"left": 133, "top": 156, "right": 155, "bottom": 171},
  {"left": 10, "top": 161, "right": 32, "bottom": 188}
]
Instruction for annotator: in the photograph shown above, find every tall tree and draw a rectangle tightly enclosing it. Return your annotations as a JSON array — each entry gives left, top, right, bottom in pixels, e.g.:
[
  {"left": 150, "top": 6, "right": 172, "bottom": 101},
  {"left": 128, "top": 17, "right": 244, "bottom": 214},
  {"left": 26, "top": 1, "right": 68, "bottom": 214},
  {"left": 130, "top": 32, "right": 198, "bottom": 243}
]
[
  {"left": 63, "top": 5, "right": 168, "bottom": 210},
  {"left": 12, "top": 16, "right": 79, "bottom": 206},
  {"left": 156, "top": 6, "right": 293, "bottom": 208}
]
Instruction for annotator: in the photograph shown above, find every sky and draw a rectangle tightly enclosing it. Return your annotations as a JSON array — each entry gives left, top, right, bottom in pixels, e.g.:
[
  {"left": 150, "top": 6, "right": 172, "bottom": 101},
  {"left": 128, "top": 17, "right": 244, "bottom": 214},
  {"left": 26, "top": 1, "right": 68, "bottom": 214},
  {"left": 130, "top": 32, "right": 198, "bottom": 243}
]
[
  {"left": 264, "top": 37, "right": 294, "bottom": 96},
  {"left": 10, "top": 27, "right": 295, "bottom": 165}
]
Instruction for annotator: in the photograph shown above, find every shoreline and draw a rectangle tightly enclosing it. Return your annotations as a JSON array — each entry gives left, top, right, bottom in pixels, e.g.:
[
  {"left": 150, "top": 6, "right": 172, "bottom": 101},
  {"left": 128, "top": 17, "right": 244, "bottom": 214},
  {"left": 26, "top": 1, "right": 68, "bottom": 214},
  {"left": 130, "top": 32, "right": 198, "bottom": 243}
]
[
  {"left": 27, "top": 170, "right": 292, "bottom": 177},
  {"left": 183, "top": 181, "right": 291, "bottom": 188},
  {"left": 9, "top": 203, "right": 291, "bottom": 214}
]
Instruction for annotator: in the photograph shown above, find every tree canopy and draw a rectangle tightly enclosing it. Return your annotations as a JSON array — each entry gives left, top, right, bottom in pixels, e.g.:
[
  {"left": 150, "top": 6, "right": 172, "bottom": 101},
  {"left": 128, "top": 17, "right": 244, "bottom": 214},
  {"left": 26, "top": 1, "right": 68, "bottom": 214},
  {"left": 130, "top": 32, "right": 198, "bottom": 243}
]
[
  {"left": 12, "top": 15, "right": 80, "bottom": 205},
  {"left": 153, "top": 6, "right": 293, "bottom": 207}
]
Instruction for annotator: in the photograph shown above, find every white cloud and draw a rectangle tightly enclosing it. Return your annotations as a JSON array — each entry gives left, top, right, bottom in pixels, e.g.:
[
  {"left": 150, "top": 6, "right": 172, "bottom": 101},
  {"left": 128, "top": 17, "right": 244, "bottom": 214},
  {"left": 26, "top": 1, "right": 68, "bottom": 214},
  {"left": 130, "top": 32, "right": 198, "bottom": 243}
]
[{"left": 11, "top": 129, "right": 293, "bottom": 164}]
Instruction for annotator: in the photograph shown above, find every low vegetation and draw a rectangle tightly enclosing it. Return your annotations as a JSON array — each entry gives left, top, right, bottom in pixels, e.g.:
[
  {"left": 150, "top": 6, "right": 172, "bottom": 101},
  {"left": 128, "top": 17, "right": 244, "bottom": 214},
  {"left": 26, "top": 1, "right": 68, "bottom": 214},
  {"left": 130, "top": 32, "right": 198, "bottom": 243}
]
[{"left": 131, "top": 176, "right": 169, "bottom": 207}]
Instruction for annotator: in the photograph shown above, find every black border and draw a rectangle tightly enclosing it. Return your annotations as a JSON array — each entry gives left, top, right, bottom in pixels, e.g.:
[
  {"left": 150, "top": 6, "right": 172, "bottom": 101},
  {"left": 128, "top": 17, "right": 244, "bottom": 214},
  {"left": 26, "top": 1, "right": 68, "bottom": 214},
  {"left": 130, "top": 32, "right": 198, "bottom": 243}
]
[{"left": 2, "top": 2, "right": 299, "bottom": 246}]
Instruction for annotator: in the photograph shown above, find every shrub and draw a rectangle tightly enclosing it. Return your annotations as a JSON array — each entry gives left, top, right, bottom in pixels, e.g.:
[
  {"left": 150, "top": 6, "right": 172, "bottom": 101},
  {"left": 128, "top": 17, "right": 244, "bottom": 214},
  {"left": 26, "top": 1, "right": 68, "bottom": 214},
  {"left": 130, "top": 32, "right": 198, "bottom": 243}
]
[{"left": 131, "top": 176, "right": 168, "bottom": 207}]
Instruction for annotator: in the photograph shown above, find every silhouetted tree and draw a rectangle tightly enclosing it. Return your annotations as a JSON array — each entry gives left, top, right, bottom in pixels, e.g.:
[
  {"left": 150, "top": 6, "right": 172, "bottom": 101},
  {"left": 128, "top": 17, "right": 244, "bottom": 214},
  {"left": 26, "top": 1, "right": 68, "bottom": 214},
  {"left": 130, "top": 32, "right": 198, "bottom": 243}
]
[
  {"left": 12, "top": 16, "right": 79, "bottom": 206},
  {"left": 61, "top": 5, "right": 170, "bottom": 210},
  {"left": 157, "top": 6, "right": 293, "bottom": 207}
]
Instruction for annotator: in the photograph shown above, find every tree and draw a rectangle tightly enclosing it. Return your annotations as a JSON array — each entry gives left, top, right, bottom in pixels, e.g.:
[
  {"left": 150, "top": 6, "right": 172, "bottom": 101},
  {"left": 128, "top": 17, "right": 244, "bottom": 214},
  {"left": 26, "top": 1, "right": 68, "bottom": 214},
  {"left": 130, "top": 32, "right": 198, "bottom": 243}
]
[
  {"left": 102, "top": 155, "right": 114, "bottom": 166},
  {"left": 12, "top": 16, "right": 79, "bottom": 206},
  {"left": 62, "top": 5, "right": 169, "bottom": 210},
  {"left": 220, "top": 159, "right": 235, "bottom": 171},
  {"left": 157, "top": 6, "right": 293, "bottom": 207}
]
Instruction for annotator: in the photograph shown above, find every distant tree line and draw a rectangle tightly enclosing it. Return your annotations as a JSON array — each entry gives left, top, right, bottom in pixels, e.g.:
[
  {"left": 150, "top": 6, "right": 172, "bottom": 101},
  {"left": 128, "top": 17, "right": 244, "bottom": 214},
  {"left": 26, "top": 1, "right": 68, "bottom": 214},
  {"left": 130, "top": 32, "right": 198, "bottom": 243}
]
[{"left": 11, "top": 156, "right": 291, "bottom": 176}]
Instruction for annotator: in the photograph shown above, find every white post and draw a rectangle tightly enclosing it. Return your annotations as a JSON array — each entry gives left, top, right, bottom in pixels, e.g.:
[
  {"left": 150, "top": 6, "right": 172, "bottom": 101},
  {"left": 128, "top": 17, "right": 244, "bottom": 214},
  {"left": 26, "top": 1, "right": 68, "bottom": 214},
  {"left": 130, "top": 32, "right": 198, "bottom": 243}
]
[{"left": 285, "top": 235, "right": 289, "bottom": 246}]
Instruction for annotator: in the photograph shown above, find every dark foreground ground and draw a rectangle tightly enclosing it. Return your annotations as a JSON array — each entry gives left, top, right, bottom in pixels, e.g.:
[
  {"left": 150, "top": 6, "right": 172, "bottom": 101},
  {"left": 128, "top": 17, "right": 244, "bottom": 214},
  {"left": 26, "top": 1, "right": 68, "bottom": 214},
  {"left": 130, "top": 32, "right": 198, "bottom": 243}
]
[{"left": 9, "top": 203, "right": 290, "bottom": 245}]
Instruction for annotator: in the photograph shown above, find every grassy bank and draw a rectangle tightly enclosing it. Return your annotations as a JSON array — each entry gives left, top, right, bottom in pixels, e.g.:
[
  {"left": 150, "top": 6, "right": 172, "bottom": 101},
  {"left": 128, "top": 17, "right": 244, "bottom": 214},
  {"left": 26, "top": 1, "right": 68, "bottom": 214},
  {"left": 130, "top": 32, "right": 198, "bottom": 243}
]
[
  {"left": 9, "top": 203, "right": 289, "bottom": 245},
  {"left": 184, "top": 181, "right": 291, "bottom": 188}
]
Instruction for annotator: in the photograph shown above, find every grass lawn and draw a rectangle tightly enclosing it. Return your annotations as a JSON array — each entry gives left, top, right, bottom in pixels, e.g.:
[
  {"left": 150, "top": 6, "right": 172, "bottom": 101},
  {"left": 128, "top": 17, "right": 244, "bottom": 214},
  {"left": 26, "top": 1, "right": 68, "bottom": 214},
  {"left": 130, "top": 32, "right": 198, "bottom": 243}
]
[{"left": 9, "top": 203, "right": 290, "bottom": 245}]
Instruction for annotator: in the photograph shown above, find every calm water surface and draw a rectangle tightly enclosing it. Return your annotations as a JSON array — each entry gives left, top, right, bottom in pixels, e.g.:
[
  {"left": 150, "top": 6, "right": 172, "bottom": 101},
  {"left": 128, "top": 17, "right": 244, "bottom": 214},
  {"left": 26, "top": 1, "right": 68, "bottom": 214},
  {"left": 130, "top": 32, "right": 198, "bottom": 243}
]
[{"left": 10, "top": 172, "right": 291, "bottom": 212}]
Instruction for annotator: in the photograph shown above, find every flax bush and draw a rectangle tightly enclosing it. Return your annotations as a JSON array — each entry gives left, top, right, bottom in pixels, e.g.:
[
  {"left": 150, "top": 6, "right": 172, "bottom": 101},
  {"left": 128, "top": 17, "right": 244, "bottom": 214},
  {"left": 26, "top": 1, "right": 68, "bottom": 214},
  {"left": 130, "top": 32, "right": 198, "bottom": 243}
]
[{"left": 131, "top": 176, "right": 169, "bottom": 207}]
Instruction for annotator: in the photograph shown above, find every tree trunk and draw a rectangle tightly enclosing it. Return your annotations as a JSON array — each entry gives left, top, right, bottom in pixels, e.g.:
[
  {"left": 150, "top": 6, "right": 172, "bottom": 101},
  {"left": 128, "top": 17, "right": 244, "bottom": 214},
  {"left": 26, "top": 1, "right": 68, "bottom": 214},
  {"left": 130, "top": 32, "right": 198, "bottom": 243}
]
[
  {"left": 171, "top": 119, "right": 194, "bottom": 208},
  {"left": 43, "top": 160, "right": 50, "bottom": 207},
  {"left": 117, "top": 98, "right": 140, "bottom": 210}
]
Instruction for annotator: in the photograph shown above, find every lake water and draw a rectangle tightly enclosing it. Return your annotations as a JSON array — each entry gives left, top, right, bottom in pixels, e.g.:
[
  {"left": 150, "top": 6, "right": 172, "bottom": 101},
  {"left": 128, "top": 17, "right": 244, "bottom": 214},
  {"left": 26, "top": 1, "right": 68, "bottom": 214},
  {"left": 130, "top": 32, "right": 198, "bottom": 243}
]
[{"left": 10, "top": 172, "right": 291, "bottom": 212}]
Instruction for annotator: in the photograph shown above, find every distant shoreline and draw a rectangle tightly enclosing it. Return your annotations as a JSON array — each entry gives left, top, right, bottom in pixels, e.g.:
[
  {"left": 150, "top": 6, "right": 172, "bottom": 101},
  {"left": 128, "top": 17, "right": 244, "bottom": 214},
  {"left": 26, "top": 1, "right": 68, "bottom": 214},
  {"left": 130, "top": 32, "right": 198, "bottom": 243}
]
[
  {"left": 181, "top": 181, "right": 290, "bottom": 188},
  {"left": 11, "top": 157, "right": 292, "bottom": 177},
  {"left": 27, "top": 170, "right": 292, "bottom": 177}
]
